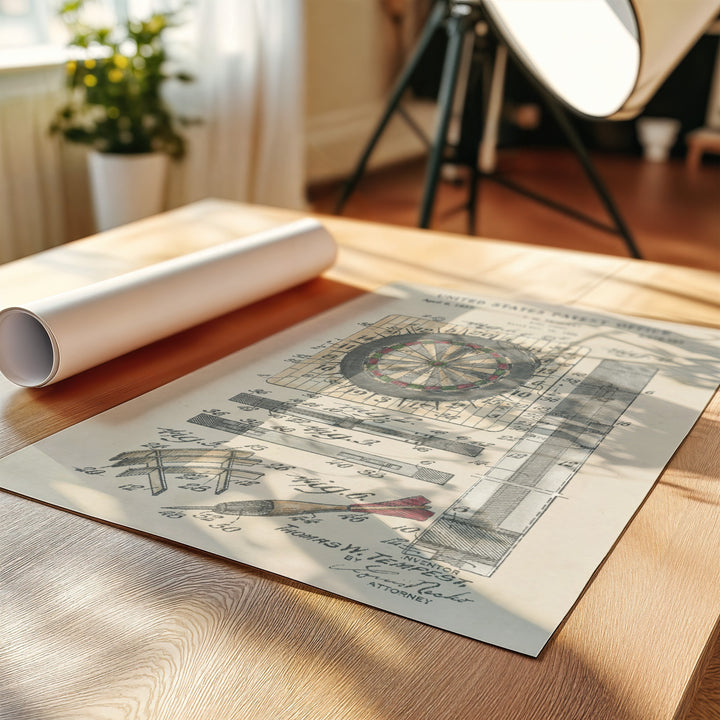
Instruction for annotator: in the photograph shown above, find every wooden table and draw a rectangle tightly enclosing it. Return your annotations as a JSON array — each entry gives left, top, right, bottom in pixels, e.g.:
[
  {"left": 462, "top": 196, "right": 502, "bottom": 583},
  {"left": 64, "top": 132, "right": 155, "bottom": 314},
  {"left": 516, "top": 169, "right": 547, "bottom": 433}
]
[{"left": 1, "top": 199, "right": 719, "bottom": 720}]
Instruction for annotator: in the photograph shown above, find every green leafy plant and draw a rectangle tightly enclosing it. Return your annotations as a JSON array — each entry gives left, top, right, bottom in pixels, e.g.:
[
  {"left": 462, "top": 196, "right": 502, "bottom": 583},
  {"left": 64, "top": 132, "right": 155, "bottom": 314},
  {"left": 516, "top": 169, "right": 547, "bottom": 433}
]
[{"left": 50, "top": 1, "right": 193, "bottom": 158}]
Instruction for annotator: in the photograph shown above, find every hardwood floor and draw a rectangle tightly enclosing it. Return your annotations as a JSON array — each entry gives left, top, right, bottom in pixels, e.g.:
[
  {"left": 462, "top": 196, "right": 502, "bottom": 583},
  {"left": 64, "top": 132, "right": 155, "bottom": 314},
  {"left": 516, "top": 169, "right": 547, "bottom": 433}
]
[{"left": 309, "top": 148, "right": 720, "bottom": 272}]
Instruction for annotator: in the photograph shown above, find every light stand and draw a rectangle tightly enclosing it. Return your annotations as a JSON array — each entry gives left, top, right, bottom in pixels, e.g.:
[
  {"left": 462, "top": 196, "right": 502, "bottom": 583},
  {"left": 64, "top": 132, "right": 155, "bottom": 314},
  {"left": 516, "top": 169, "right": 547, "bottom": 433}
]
[{"left": 334, "top": 0, "right": 643, "bottom": 259}]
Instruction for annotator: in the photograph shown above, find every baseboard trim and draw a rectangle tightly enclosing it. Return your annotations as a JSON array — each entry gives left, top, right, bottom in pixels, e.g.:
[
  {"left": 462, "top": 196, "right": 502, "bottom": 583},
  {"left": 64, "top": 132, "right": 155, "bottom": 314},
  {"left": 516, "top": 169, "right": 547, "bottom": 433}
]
[{"left": 305, "top": 98, "right": 437, "bottom": 185}]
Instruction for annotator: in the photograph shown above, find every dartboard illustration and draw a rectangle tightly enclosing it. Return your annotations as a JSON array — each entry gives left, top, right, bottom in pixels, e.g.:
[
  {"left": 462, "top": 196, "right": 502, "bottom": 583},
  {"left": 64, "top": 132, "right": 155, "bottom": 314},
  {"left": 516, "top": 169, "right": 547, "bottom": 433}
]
[{"left": 339, "top": 333, "right": 537, "bottom": 401}]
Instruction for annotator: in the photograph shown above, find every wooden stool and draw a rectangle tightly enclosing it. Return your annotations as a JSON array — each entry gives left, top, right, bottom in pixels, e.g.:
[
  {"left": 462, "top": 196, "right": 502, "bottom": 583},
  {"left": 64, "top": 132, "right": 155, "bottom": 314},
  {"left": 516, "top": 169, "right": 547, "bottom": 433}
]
[{"left": 686, "top": 127, "right": 720, "bottom": 170}]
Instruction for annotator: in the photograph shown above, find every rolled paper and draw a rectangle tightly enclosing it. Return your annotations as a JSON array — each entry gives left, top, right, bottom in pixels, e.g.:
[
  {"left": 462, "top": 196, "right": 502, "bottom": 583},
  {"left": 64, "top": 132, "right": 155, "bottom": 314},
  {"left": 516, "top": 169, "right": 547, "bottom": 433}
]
[{"left": 0, "top": 218, "right": 337, "bottom": 388}]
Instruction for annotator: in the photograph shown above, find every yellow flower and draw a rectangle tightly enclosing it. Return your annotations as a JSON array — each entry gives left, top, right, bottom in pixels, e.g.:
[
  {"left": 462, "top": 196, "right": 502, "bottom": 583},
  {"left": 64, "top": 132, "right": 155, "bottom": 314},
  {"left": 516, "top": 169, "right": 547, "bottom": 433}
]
[
  {"left": 113, "top": 55, "right": 129, "bottom": 69},
  {"left": 83, "top": 75, "right": 98, "bottom": 87},
  {"left": 108, "top": 68, "right": 124, "bottom": 83},
  {"left": 84, "top": 59, "right": 96, "bottom": 69},
  {"left": 147, "top": 16, "right": 164, "bottom": 33},
  {"left": 66, "top": 60, "right": 77, "bottom": 73}
]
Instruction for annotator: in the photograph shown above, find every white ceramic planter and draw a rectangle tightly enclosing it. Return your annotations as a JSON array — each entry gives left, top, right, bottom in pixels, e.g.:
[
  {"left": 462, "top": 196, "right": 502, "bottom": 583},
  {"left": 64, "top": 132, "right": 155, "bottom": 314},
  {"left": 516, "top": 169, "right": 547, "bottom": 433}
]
[
  {"left": 87, "top": 151, "right": 169, "bottom": 231},
  {"left": 636, "top": 117, "right": 681, "bottom": 163}
]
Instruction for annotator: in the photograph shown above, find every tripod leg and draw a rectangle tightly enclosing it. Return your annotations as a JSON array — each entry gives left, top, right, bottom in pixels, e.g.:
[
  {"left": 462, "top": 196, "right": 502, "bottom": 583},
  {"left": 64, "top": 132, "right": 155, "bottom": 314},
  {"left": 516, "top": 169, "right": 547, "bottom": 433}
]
[
  {"left": 540, "top": 90, "right": 643, "bottom": 259},
  {"left": 467, "top": 158, "right": 480, "bottom": 235},
  {"left": 334, "top": 0, "right": 447, "bottom": 214},
  {"left": 439, "top": 22, "right": 475, "bottom": 183},
  {"left": 478, "top": 43, "right": 507, "bottom": 174},
  {"left": 466, "top": 34, "right": 500, "bottom": 235},
  {"left": 419, "top": 9, "right": 473, "bottom": 228}
]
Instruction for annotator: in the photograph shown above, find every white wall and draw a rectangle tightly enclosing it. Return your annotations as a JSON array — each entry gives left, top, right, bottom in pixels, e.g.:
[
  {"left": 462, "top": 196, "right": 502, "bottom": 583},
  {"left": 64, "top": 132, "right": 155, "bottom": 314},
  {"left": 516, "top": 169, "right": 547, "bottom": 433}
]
[{"left": 304, "top": 0, "right": 435, "bottom": 184}]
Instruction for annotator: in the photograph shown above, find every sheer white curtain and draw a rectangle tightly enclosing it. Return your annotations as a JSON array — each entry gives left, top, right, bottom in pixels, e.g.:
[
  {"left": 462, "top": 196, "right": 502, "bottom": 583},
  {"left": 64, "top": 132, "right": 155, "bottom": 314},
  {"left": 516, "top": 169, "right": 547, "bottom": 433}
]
[
  {"left": 155, "top": 0, "right": 305, "bottom": 208},
  {"left": 167, "top": 0, "right": 307, "bottom": 211},
  {"left": 0, "top": 0, "right": 306, "bottom": 263},
  {"left": 0, "top": 66, "right": 64, "bottom": 264}
]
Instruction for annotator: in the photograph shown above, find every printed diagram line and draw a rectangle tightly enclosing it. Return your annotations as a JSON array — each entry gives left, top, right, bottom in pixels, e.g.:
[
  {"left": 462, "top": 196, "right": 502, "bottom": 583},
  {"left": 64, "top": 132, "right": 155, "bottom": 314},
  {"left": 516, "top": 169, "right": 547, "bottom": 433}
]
[
  {"left": 110, "top": 448, "right": 264, "bottom": 496},
  {"left": 408, "top": 360, "right": 656, "bottom": 576},
  {"left": 164, "top": 496, "right": 434, "bottom": 521},
  {"left": 229, "top": 392, "right": 485, "bottom": 457},
  {"left": 187, "top": 413, "right": 454, "bottom": 485}
]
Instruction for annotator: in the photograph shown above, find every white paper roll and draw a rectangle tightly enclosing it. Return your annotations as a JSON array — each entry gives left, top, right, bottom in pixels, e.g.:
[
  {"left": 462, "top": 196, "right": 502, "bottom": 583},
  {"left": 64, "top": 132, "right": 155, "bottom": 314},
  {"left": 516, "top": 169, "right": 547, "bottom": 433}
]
[{"left": 0, "top": 218, "right": 337, "bottom": 387}]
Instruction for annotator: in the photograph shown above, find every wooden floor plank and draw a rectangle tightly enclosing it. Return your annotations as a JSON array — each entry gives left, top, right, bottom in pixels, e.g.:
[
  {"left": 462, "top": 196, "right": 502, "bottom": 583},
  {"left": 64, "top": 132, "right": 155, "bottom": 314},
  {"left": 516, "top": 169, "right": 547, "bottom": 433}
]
[{"left": 310, "top": 149, "right": 720, "bottom": 272}]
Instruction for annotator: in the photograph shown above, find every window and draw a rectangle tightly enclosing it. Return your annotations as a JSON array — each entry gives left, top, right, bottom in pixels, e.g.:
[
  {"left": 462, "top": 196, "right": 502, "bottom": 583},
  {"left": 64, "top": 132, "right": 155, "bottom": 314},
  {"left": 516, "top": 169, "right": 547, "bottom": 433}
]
[
  {"left": 0, "top": 1, "right": 138, "bottom": 68},
  {"left": 0, "top": 0, "right": 54, "bottom": 48}
]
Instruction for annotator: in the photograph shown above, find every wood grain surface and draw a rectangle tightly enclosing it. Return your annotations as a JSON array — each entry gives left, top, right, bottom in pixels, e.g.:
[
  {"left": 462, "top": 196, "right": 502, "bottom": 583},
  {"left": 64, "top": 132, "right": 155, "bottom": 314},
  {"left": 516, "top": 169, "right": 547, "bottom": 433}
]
[{"left": 1, "top": 199, "right": 719, "bottom": 720}]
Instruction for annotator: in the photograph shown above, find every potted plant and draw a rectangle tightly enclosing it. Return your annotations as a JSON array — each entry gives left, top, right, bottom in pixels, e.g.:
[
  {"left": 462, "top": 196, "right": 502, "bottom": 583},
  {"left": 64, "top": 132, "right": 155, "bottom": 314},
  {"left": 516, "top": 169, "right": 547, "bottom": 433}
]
[{"left": 50, "top": 0, "right": 193, "bottom": 231}]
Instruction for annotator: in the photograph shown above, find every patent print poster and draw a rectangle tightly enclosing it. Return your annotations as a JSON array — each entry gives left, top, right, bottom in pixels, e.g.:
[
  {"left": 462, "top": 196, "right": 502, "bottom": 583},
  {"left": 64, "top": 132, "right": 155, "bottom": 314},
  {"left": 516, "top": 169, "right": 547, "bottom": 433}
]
[{"left": 2, "top": 285, "right": 719, "bottom": 656}]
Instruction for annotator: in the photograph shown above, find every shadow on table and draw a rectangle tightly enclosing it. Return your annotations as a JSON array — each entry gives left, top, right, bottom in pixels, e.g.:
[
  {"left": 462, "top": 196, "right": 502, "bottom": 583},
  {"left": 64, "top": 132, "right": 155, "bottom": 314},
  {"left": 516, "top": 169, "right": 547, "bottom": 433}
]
[{"left": 0, "top": 491, "right": 646, "bottom": 720}]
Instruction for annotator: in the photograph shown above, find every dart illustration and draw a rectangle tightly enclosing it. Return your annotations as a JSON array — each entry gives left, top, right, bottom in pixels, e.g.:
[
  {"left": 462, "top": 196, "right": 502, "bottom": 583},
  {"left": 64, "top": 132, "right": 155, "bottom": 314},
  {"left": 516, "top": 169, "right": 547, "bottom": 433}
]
[{"left": 165, "top": 495, "right": 433, "bottom": 521}]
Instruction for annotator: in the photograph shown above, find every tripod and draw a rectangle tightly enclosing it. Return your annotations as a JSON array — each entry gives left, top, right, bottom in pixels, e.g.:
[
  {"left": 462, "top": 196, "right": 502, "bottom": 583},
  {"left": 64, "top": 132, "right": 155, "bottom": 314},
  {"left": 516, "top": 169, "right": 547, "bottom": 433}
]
[{"left": 334, "top": 0, "right": 642, "bottom": 259}]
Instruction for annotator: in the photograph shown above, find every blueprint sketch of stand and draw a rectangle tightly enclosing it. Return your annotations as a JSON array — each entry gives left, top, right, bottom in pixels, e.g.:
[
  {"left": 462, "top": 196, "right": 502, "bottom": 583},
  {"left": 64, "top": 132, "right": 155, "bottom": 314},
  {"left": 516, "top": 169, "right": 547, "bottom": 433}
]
[
  {"left": 1, "top": 284, "right": 718, "bottom": 657},
  {"left": 110, "top": 448, "right": 264, "bottom": 495}
]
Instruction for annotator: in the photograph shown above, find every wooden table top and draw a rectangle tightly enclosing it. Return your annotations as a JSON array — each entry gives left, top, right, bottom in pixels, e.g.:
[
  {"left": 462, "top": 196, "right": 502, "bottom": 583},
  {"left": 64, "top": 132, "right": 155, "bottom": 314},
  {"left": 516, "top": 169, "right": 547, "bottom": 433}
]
[{"left": 1, "top": 199, "right": 719, "bottom": 720}]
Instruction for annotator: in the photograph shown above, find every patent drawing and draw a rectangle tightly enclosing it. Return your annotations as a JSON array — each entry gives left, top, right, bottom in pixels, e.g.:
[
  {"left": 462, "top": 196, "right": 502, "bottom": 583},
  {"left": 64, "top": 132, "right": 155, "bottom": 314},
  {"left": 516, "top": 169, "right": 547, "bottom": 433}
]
[
  {"left": 268, "top": 313, "right": 584, "bottom": 431},
  {"left": 4, "top": 285, "right": 717, "bottom": 657},
  {"left": 186, "top": 412, "right": 453, "bottom": 484},
  {"left": 110, "top": 448, "right": 264, "bottom": 495},
  {"left": 166, "top": 495, "right": 433, "bottom": 521},
  {"left": 339, "top": 332, "right": 536, "bottom": 401},
  {"left": 229, "top": 392, "right": 485, "bottom": 457},
  {"left": 409, "top": 360, "right": 657, "bottom": 575}
]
